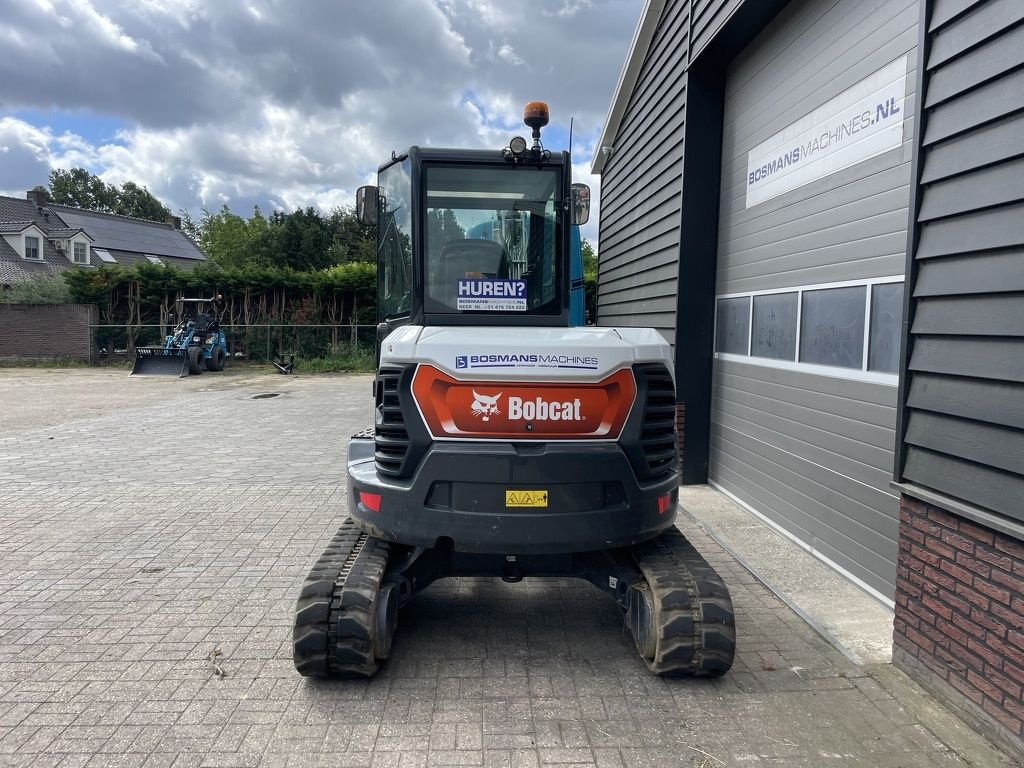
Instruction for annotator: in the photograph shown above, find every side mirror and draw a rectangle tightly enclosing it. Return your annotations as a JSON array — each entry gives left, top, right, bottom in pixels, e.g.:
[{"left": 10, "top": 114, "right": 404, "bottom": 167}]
[
  {"left": 356, "top": 186, "right": 379, "bottom": 226},
  {"left": 571, "top": 183, "right": 591, "bottom": 226}
]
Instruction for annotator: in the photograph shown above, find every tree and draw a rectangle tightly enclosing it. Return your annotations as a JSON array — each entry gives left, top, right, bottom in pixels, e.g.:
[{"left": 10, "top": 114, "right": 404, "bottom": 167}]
[
  {"left": 115, "top": 180, "right": 170, "bottom": 221},
  {"left": 581, "top": 237, "right": 598, "bottom": 324},
  {"left": 326, "top": 206, "right": 376, "bottom": 263},
  {"left": 49, "top": 168, "right": 117, "bottom": 212},
  {"left": 198, "top": 205, "right": 272, "bottom": 269},
  {"left": 195, "top": 203, "right": 377, "bottom": 271},
  {"left": 581, "top": 237, "right": 597, "bottom": 281},
  {"left": 47, "top": 168, "right": 170, "bottom": 223},
  {"left": 1, "top": 274, "right": 71, "bottom": 304},
  {"left": 268, "top": 207, "right": 334, "bottom": 271}
]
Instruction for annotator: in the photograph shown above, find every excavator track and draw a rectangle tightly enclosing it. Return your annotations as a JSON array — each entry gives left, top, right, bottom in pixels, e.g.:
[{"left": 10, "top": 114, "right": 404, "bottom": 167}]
[
  {"left": 628, "top": 526, "right": 735, "bottom": 676},
  {"left": 293, "top": 518, "right": 392, "bottom": 678}
]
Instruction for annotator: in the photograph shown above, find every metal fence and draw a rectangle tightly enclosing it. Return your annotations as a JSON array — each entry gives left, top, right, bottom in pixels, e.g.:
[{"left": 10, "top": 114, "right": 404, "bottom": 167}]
[{"left": 91, "top": 324, "right": 379, "bottom": 362}]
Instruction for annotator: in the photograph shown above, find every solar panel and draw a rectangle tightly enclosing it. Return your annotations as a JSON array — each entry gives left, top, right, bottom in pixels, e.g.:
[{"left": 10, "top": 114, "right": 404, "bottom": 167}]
[{"left": 53, "top": 208, "right": 205, "bottom": 261}]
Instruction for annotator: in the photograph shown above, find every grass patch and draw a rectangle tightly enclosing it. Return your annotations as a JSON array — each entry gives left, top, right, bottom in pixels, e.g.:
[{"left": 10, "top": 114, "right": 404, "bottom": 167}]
[{"left": 292, "top": 349, "right": 376, "bottom": 373}]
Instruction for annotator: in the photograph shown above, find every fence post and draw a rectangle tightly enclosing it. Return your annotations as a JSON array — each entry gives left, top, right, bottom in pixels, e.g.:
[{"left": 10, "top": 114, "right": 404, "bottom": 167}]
[{"left": 265, "top": 325, "right": 271, "bottom": 362}]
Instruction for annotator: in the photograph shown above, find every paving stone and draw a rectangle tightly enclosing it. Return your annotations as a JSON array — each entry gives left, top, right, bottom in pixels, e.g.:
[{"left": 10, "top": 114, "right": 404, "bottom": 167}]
[{"left": 0, "top": 370, "right": 1016, "bottom": 767}]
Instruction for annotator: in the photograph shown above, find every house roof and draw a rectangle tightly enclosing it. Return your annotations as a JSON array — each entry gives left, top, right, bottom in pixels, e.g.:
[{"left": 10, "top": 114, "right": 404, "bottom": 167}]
[
  {"left": 46, "top": 226, "right": 93, "bottom": 240},
  {"left": 0, "top": 194, "right": 207, "bottom": 283},
  {"left": 49, "top": 205, "right": 205, "bottom": 261},
  {"left": 0, "top": 221, "right": 36, "bottom": 235},
  {"left": 0, "top": 235, "right": 62, "bottom": 283},
  {"left": 591, "top": 0, "right": 666, "bottom": 175},
  {"left": 104, "top": 248, "right": 204, "bottom": 271}
]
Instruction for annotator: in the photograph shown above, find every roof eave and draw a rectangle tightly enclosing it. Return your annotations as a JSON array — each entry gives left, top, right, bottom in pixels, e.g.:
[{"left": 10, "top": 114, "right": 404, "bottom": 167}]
[{"left": 590, "top": 0, "right": 667, "bottom": 175}]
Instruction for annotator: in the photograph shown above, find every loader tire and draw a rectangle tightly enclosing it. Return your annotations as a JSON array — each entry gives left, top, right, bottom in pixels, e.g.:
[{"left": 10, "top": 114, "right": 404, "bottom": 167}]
[
  {"left": 207, "top": 346, "right": 225, "bottom": 372},
  {"left": 187, "top": 347, "right": 204, "bottom": 375}
]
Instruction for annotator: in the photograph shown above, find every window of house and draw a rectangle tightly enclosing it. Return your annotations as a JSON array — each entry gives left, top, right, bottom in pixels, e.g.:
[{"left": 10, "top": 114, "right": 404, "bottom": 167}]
[
  {"left": 799, "top": 286, "right": 866, "bottom": 369},
  {"left": 73, "top": 241, "right": 88, "bottom": 264},
  {"left": 24, "top": 235, "right": 41, "bottom": 260},
  {"left": 146, "top": 255, "right": 164, "bottom": 266},
  {"left": 752, "top": 292, "right": 797, "bottom": 360},
  {"left": 715, "top": 297, "right": 750, "bottom": 355}
]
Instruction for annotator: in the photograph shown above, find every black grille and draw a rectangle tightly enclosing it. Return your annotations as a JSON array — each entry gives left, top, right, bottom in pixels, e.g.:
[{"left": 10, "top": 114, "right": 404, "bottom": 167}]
[
  {"left": 374, "top": 366, "right": 410, "bottom": 476},
  {"left": 636, "top": 363, "right": 678, "bottom": 479}
]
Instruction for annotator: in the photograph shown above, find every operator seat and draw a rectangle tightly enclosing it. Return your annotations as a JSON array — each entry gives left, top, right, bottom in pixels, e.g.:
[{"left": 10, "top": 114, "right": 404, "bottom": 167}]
[{"left": 437, "top": 239, "right": 508, "bottom": 308}]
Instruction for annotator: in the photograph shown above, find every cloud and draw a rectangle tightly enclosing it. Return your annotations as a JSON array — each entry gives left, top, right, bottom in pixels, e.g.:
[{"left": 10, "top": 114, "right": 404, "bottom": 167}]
[{"left": 0, "top": 0, "right": 639, "bottom": 250}]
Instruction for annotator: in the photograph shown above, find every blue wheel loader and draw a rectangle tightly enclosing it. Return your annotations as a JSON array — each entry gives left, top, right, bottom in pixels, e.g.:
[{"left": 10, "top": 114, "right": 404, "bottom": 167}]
[{"left": 131, "top": 297, "right": 229, "bottom": 377}]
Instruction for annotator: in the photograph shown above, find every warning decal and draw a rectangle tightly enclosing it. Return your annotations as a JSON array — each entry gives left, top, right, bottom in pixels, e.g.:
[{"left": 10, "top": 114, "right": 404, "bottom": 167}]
[{"left": 505, "top": 490, "right": 549, "bottom": 508}]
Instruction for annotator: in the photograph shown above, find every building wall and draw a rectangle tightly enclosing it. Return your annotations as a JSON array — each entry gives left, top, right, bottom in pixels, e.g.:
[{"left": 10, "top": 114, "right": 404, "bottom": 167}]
[
  {"left": 894, "top": 496, "right": 1024, "bottom": 752},
  {"left": 0, "top": 304, "right": 97, "bottom": 362},
  {"left": 596, "top": 0, "right": 689, "bottom": 346},
  {"left": 899, "top": 0, "right": 1024, "bottom": 519},
  {"left": 893, "top": 0, "right": 1024, "bottom": 755}
]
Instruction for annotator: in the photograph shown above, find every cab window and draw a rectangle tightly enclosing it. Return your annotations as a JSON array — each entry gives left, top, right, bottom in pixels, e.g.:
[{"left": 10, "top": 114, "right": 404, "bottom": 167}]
[
  {"left": 424, "top": 165, "right": 559, "bottom": 315},
  {"left": 378, "top": 159, "right": 413, "bottom": 319}
]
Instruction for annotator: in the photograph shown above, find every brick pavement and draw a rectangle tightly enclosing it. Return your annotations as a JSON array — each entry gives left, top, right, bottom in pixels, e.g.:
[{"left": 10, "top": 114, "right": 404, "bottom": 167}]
[{"left": 0, "top": 370, "right": 1015, "bottom": 767}]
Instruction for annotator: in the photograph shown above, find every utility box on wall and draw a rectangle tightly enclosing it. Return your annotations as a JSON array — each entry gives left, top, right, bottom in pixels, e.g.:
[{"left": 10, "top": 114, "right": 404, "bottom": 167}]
[{"left": 0, "top": 303, "right": 97, "bottom": 362}]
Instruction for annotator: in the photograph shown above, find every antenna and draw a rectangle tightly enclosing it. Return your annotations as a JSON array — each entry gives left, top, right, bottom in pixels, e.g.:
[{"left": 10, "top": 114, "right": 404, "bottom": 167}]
[{"left": 568, "top": 116, "right": 574, "bottom": 158}]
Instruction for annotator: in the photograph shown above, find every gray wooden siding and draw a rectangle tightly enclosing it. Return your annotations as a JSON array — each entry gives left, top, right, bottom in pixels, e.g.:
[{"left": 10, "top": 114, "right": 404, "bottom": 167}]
[
  {"left": 900, "top": 2, "right": 1024, "bottom": 524},
  {"left": 709, "top": 0, "right": 917, "bottom": 601},
  {"left": 597, "top": 0, "right": 689, "bottom": 345},
  {"left": 691, "top": 0, "right": 744, "bottom": 59}
]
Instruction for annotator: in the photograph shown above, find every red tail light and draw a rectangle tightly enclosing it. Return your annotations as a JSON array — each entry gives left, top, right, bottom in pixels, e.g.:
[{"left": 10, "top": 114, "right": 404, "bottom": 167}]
[
  {"left": 657, "top": 493, "right": 673, "bottom": 515},
  {"left": 359, "top": 491, "right": 382, "bottom": 513}
]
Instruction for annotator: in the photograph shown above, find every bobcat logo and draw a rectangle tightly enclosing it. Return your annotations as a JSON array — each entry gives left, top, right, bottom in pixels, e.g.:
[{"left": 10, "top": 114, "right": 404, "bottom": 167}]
[{"left": 471, "top": 390, "right": 502, "bottom": 421}]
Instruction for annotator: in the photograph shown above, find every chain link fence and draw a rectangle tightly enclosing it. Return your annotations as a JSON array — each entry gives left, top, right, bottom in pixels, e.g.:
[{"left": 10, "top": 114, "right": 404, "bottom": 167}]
[{"left": 91, "top": 324, "right": 378, "bottom": 363}]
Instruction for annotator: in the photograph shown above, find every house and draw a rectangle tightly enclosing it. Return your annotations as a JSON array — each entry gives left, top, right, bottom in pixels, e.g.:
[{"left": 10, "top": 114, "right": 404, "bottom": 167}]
[
  {"left": 593, "top": 0, "right": 1023, "bottom": 754},
  {"left": 0, "top": 189, "right": 206, "bottom": 285}
]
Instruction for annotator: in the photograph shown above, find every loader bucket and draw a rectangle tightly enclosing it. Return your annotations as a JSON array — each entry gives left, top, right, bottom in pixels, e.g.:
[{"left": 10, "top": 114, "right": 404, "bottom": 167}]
[{"left": 131, "top": 347, "right": 189, "bottom": 377}]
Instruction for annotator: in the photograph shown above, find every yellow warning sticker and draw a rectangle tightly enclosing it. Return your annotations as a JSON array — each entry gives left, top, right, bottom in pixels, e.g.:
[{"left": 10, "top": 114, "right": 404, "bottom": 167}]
[{"left": 505, "top": 490, "right": 549, "bottom": 508}]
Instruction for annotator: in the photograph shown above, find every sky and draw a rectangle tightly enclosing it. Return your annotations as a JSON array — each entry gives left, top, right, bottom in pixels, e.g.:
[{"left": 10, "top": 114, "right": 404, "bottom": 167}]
[{"left": 0, "top": 0, "right": 640, "bottom": 248}]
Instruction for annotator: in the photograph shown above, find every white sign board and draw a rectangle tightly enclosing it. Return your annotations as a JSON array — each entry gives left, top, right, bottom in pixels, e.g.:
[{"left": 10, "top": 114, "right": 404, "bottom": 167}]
[
  {"left": 456, "top": 278, "right": 527, "bottom": 311},
  {"left": 745, "top": 55, "right": 908, "bottom": 208}
]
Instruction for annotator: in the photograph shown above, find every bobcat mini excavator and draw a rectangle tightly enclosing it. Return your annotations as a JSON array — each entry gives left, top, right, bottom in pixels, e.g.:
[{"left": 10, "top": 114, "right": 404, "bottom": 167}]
[{"left": 293, "top": 103, "right": 735, "bottom": 678}]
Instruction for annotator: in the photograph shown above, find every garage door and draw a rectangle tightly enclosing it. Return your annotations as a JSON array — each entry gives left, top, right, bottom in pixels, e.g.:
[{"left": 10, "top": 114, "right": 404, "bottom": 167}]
[{"left": 709, "top": 0, "right": 919, "bottom": 603}]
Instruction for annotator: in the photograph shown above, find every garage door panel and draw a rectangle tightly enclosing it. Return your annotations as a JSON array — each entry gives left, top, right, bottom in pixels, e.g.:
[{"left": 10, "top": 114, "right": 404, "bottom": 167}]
[
  {"left": 711, "top": 0, "right": 913, "bottom": 601},
  {"left": 711, "top": 401, "right": 895, "bottom": 483},
  {"left": 720, "top": 177, "right": 910, "bottom": 253},
  {"left": 712, "top": 422, "right": 899, "bottom": 521},
  {"left": 711, "top": 460, "right": 896, "bottom": 598},
  {"left": 712, "top": 380, "right": 895, "bottom": 453},
  {"left": 710, "top": 445, "right": 899, "bottom": 585},
  {"left": 718, "top": 136, "right": 915, "bottom": 231},
  {"left": 718, "top": 254, "right": 906, "bottom": 296},
  {"left": 714, "top": 363, "right": 896, "bottom": 423}
]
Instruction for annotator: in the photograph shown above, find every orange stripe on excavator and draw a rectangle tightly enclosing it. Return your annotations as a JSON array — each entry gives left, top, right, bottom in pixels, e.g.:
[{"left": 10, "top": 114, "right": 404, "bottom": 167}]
[{"left": 411, "top": 365, "right": 636, "bottom": 440}]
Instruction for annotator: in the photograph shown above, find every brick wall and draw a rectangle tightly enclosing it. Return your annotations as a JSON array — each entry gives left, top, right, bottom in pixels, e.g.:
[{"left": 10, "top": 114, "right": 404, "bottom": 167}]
[
  {"left": 0, "top": 303, "right": 96, "bottom": 362},
  {"left": 894, "top": 494, "right": 1024, "bottom": 755}
]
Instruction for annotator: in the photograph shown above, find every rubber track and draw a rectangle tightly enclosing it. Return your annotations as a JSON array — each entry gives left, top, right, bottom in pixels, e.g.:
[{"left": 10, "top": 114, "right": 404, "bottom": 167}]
[
  {"left": 292, "top": 517, "right": 390, "bottom": 678},
  {"left": 631, "top": 526, "right": 736, "bottom": 676}
]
